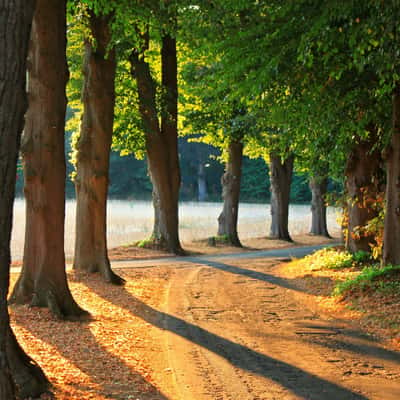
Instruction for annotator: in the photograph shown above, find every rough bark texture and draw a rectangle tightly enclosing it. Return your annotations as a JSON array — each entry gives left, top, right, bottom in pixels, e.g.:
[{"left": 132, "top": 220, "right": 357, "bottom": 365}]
[
  {"left": 383, "top": 84, "right": 400, "bottom": 264},
  {"left": 130, "top": 32, "right": 182, "bottom": 254},
  {"left": 0, "top": 2, "right": 49, "bottom": 398},
  {"left": 345, "top": 133, "right": 382, "bottom": 254},
  {"left": 10, "top": 0, "right": 88, "bottom": 319},
  {"left": 217, "top": 140, "right": 243, "bottom": 246},
  {"left": 309, "top": 177, "right": 331, "bottom": 237},
  {"left": 73, "top": 12, "right": 123, "bottom": 285},
  {"left": 269, "top": 154, "right": 294, "bottom": 241}
]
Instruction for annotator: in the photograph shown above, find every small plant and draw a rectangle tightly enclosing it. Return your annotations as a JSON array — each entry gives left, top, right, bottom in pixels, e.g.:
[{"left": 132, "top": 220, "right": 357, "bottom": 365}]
[
  {"left": 304, "top": 248, "right": 375, "bottom": 271},
  {"left": 352, "top": 250, "right": 372, "bottom": 264},
  {"left": 304, "top": 248, "right": 354, "bottom": 270},
  {"left": 334, "top": 264, "right": 400, "bottom": 297}
]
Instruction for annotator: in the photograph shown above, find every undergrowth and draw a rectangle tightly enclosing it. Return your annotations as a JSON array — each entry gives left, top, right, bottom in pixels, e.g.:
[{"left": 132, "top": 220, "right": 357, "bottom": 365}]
[
  {"left": 304, "top": 247, "right": 371, "bottom": 270},
  {"left": 334, "top": 264, "right": 400, "bottom": 297}
]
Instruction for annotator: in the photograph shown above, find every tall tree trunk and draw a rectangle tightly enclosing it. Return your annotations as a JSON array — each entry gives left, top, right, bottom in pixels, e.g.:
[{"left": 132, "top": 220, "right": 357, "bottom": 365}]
[
  {"left": 73, "top": 12, "right": 123, "bottom": 285},
  {"left": 309, "top": 176, "right": 331, "bottom": 237},
  {"left": 269, "top": 153, "right": 294, "bottom": 241},
  {"left": 198, "top": 163, "right": 208, "bottom": 201},
  {"left": 9, "top": 0, "right": 87, "bottom": 319},
  {"left": 383, "top": 84, "right": 400, "bottom": 264},
  {"left": 0, "top": 2, "right": 49, "bottom": 398},
  {"left": 217, "top": 140, "right": 243, "bottom": 246},
  {"left": 130, "top": 32, "right": 183, "bottom": 254},
  {"left": 345, "top": 132, "right": 382, "bottom": 253}
]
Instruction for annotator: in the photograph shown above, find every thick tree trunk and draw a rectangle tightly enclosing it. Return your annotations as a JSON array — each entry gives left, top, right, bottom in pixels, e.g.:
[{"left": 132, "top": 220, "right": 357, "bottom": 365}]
[
  {"left": 130, "top": 32, "right": 183, "bottom": 254},
  {"left": 309, "top": 177, "right": 331, "bottom": 237},
  {"left": 10, "top": 0, "right": 87, "bottom": 319},
  {"left": 73, "top": 13, "right": 124, "bottom": 285},
  {"left": 269, "top": 153, "right": 294, "bottom": 241},
  {"left": 198, "top": 163, "right": 208, "bottom": 201},
  {"left": 345, "top": 133, "right": 382, "bottom": 253},
  {"left": 0, "top": 2, "right": 49, "bottom": 398},
  {"left": 383, "top": 84, "right": 400, "bottom": 264},
  {"left": 217, "top": 140, "right": 243, "bottom": 246}
]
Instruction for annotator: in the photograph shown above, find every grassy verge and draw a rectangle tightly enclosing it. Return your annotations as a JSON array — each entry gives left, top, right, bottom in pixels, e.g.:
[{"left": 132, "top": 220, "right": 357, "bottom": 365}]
[{"left": 281, "top": 247, "right": 400, "bottom": 348}]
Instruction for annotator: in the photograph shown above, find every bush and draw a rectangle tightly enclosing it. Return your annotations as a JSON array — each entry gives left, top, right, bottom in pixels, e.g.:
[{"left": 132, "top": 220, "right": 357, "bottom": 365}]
[{"left": 304, "top": 248, "right": 354, "bottom": 270}]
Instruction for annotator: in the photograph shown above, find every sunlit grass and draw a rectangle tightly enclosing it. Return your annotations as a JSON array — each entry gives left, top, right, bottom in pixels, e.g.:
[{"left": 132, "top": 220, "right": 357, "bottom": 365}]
[{"left": 11, "top": 199, "right": 340, "bottom": 260}]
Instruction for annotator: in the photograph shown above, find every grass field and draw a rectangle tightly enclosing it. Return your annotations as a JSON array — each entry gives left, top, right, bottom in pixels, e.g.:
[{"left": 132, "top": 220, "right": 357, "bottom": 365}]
[{"left": 11, "top": 199, "right": 340, "bottom": 260}]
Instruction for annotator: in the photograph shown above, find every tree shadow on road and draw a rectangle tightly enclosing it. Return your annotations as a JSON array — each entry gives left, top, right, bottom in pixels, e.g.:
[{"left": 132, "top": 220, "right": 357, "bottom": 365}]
[
  {"left": 11, "top": 307, "right": 169, "bottom": 400},
  {"left": 82, "top": 274, "right": 368, "bottom": 400},
  {"left": 189, "top": 257, "right": 337, "bottom": 295}
]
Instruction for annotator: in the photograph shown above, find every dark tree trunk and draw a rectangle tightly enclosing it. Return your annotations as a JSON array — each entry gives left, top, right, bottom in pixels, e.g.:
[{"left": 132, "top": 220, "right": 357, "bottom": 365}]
[
  {"left": 384, "top": 84, "right": 400, "bottom": 264},
  {"left": 309, "top": 177, "right": 331, "bottom": 237},
  {"left": 0, "top": 2, "right": 49, "bottom": 398},
  {"left": 269, "top": 153, "right": 294, "bottom": 241},
  {"left": 345, "top": 132, "right": 382, "bottom": 253},
  {"left": 130, "top": 32, "right": 183, "bottom": 254},
  {"left": 6, "top": 328, "right": 49, "bottom": 398},
  {"left": 217, "top": 140, "right": 243, "bottom": 246},
  {"left": 10, "top": 0, "right": 88, "bottom": 319},
  {"left": 197, "top": 163, "right": 208, "bottom": 201},
  {"left": 73, "top": 12, "right": 124, "bottom": 285}
]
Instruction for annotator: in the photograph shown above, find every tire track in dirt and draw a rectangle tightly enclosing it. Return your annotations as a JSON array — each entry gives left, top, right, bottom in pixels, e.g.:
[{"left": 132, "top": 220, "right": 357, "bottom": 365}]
[{"left": 160, "top": 258, "right": 400, "bottom": 400}]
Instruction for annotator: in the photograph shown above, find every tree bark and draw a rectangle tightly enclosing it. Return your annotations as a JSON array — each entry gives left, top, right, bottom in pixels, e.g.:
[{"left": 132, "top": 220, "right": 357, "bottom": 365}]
[
  {"left": 309, "top": 176, "right": 331, "bottom": 237},
  {"left": 10, "top": 0, "right": 88, "bottom": 319},
  {"left": 217, "top": 140, "right": 243, "bottom": 246},
  {"left": 383, "top": 84, "right": 400, "bottom": 264},
  {"left": 73, "top": 12, "right": 124, "bottom": 285},
  {"left": 130, "top": 32, "right": 183, "bottom": 254},
  {"left": 269, "top": 153, "right": 294, "bottom": 241},
  {"left": 0, "top": 2, "right": 49, "bottom": 398},
  {"left": 345, "top": 132, "right": 382, "bottom": 253}
]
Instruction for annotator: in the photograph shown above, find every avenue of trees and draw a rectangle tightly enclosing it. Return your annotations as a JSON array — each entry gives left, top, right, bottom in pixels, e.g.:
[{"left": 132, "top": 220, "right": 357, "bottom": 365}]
[{"left": 1, "top": 0, "right": 399, "bottom": 397}]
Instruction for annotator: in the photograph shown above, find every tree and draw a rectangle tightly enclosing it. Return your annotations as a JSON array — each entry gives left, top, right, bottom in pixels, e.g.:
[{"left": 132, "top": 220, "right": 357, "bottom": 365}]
[
  {"left": 309, "top": 176, "right": 330, "bottom": 237},
  {"left": 217, "top": 139, "right": 243, "bottom": 246},
  {"left": 344, "top": 132, "right": 383, "bottom": 252},
  {"left": 73, "top": 8, "right": 124, "bottom": 284},
  {"left": 129, "top": 22, "right": 183, "bottom": 254},
  {"left": 269, "top": 152, "right": 294, "bottom": 241},
  {"left": 10, "top": 0, "right": 87, "bottom": 319},
  {"left": 0, "top": 1, "right": 49, "bottom": 398}
]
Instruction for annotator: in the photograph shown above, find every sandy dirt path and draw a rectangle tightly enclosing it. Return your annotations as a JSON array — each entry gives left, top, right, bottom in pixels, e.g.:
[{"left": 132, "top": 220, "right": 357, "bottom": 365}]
[{"left": 149, "top": 257, "right": 400, "bottom": 400}]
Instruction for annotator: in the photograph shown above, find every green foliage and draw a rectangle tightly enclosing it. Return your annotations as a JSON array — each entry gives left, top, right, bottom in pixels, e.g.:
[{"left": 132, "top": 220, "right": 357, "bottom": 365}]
[
  {"left": 240, "top": 158, "right": 270, "bottom": 202},
  {"left": 304, "top": 248, "right": 355, "bottom": 270},
  {"left": 334, "top": 265, "right": 400, "bottom": 297},
  {"left": 304, "top": 248, "right": 373, "bottom": 271}
]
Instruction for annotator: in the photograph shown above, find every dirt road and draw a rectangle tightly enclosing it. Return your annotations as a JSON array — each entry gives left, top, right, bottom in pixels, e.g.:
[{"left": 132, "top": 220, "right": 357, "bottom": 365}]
[{"left": 145, "top": 256, "right": 400, "bottom": 400}]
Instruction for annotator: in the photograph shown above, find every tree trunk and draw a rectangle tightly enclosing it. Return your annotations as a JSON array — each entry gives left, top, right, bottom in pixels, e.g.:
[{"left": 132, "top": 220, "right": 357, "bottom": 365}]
[
  {"left": 217, "top": 140, "right": 243, "bottom": 246},
  {"left": 269, "top": 153, "right": 294, "bottom": 241},
  {"left": 197, "top": 163, "right": 208, "bottom": 201},
  {"left": 0, "top": 2, "right": 49, "bottom": 398},
  {"left": 9, "top": 0, "right": 88, "bottom": 319},
  {"left": 309, "top": 176, "right": 331, "bottom": 237},
  {"left": 383, "top": 84, "right": 400, "bottom": 264},
  {"left": 345, "top": 133, "right": 382, "bottom": 254},
  {"left": 130, "top": 32, "right": 183, "bottom": 254},
  {"left": 73, "top": 12, "right": 124, "bottom": 285}
]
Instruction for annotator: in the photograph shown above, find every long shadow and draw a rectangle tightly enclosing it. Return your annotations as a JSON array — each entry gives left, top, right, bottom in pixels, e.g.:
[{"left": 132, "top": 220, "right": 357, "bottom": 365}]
[
  {"left": 12, "top": 309, "right": 168, "bottom": 399},
  {"left": 83, "top": 276, "right": 368, "bottom": 400},
  {"left": 305, "top": 332, "right": 400, "bottom": 365},
  {"left": 194, "top": 259, "right": 400, "bottom": 364},
  {"left": 188, "top": 257, "right": 336, "bottom": 295}
]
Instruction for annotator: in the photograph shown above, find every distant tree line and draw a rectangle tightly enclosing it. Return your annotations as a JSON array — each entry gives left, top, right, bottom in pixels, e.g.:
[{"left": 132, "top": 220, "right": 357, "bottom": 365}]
[{"left": 15, "top": 136, "right": 328, "bottom": 204}]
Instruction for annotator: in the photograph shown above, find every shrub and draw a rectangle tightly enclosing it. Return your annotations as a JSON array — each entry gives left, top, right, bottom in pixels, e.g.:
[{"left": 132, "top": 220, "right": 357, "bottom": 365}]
[{"left": 305, "top": 248, "right": 354, "bottom": 270}]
